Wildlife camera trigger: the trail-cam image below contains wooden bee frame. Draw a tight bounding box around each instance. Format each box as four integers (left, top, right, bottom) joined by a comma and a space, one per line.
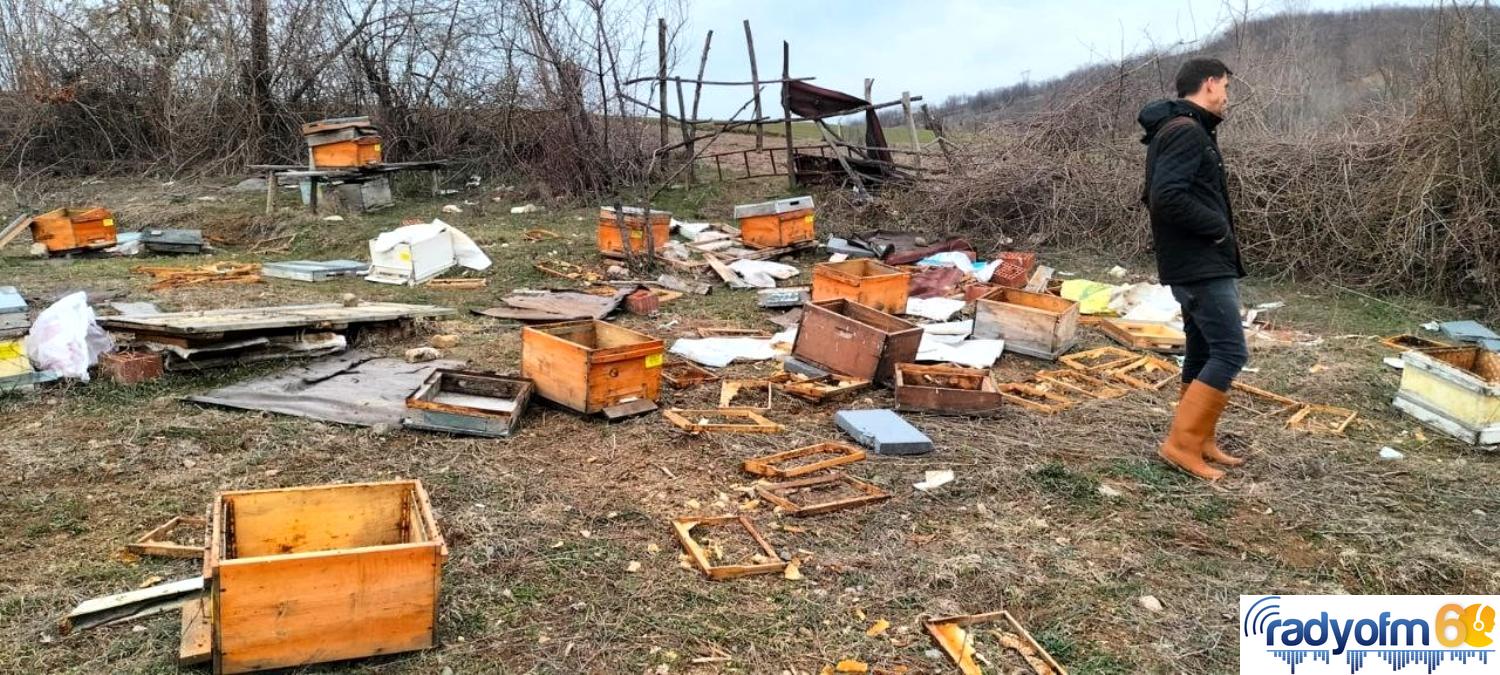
924, 610, 1068, 675
671, 515, 786, 580
719, 379, 773, 410
770, 372, 871, 403
1097, 319, 1186, 354
1380, 334, 1449, 352
1287, 404, 1357, 435
1107, 355, 1180, 390
1229, 381, 1303, 417
995, 382, 1074, 413
127, 515, 207, 559
741, 442, 866, 479
662, 408, 784, 434
1059, 346, 1140, 372
755, 473, 891, 517
661, 360, 719, 389
1035, 368, 1129, 400
696, 327, 773, 338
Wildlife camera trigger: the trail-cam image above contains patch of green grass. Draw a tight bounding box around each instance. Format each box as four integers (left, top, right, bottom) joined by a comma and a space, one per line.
1029, 461, 1099, 503
1104, 457, 1184, 492
1192, 495, 1233, 523
1035, 629, 1134, 675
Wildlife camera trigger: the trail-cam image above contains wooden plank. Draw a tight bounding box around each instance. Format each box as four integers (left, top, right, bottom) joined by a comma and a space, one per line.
222, 482, 413, 558
179, 594, 212, 666
215, 542, 440, 673
701, 252, 749, 289
61, 576, 203, 633
128, 515, 207, 559
1059, 346, 1140, 372
743, 20, 764, 149
100, 302, 455, 335
663, 408, 782, 434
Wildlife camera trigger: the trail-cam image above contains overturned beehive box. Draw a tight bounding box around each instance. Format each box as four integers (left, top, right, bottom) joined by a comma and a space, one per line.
204, 480, 445, 674
1393, 346, 1500, 445
404, 369, 534, 438
520, 319, 664, 415
793, 299, 921, 386
28, 207, 117, 254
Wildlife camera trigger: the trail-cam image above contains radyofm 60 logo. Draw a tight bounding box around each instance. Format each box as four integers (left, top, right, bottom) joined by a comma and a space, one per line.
1239, 595, 1497, 674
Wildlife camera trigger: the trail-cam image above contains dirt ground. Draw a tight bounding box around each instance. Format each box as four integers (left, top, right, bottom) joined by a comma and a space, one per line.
1, 174, 1497, 675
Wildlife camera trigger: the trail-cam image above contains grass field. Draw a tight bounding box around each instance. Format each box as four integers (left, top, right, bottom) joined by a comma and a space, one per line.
0, 174, 1495, 674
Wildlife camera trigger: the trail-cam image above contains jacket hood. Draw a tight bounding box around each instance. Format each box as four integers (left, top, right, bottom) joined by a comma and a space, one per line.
1138, 98, 1220, 144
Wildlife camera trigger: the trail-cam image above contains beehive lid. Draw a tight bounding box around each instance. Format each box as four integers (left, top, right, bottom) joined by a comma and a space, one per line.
733, 196, 815, 219
599, 205, 671, 217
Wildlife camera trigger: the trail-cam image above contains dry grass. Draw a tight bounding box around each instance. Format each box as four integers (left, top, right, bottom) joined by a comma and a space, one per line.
0, 178, 1497, 674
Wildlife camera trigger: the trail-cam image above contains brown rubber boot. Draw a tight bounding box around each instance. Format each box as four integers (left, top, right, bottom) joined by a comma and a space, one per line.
1180, 382, 1245, 466
1159, 381, 1227, 480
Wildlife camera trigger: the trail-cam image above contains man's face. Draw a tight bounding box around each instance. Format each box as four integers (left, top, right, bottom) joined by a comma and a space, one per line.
1202, 76, 1230, 117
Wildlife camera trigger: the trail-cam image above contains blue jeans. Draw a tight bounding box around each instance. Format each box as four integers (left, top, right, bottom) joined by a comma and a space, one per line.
1172, 277, 1248, 392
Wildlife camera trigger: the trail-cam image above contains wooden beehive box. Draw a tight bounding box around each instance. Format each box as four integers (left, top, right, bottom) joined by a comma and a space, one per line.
972, 286, 1079, 360
404, 369, 534, 438
597, 206, 672, 256
894, 363, 1005, 416
310, 136, 382, 169
811, 259, 911, 314
1394, 346, 1500, 445
204, 480, 445, 674
1098, 318, 1186, 354
521, 319, 664, 414
793, 299, 921, 386
28, 207, 117, 254
732, 196, 816, 248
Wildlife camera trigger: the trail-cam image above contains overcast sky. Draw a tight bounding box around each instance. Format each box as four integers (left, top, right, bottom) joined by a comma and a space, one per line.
677, 0, 1433, 117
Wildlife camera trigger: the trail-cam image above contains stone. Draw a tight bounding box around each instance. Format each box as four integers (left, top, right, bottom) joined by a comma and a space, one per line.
1138, 595, 1163, 612
834, 409, 933, 456
430, 334, 460, 349
1378, 446, 1405, 461
405, 347, 442, 363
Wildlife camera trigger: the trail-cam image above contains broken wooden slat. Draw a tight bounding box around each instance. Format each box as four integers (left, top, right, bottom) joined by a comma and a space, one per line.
1286, 404, 1357, 435
663, 408, 783, 434
770, 372, 871, 403
661, 360, 719, 389
60, 576, 204, 634
178, 594, 212, 666
741, 442, 866, 479
425, 278, 488, 290
719, 379, 773, 410
924, 610, 1068, 675
1022, 265, 1055, 293
1106, 355, 1180, 390
672, 515, 786, 580
697, 327, 772, 338
701, 252, 750, 289
1229, 381, 1303, 417
995, 382, 1074, 413
127, 515, 207, 559
1059, 346, 1140, 372
755, 473, 891, 517
1035, 369, 1129, 400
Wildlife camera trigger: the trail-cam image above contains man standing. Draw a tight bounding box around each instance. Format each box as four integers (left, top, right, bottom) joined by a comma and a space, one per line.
1137, 58, 1247, 481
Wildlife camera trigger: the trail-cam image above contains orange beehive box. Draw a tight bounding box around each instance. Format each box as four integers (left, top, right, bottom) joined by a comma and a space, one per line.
520, 319, 664, 414
732, 196, 815, 248
597, 206, 671, 256
204, 480, 445, 674
28, 207, 117, 253
811, 259, 911, 314
310, 136, 382, 169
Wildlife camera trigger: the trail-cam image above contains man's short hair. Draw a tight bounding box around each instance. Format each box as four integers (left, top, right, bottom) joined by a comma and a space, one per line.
1175, 58, 1233, 97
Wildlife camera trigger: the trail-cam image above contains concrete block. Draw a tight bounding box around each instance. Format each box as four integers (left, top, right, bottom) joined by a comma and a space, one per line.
835, 409, 933, 456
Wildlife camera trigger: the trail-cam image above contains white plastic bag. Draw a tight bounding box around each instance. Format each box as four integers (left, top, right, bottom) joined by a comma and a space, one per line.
727, 260, 799, 289
24, 291, 114, 380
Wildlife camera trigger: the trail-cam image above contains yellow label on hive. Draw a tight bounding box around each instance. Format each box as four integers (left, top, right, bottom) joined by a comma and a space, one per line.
103, 219, 115, 227
399, 250, 412, 261
644, 353, 663, 368
804, 215, 814, 225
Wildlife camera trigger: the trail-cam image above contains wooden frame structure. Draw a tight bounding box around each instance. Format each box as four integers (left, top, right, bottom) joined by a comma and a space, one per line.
1060, 346, 1141, 372
661, 360, 718, 389
672, 515, 786, 580
662, 408, 783, 434
924, 610, 1068, 675
1287, 404, 1358, 435
755, 473, 891, 517
128, 516, 207, 559
1036, 368, 1130, 400
741, 442, 866, 479
995, 382, 1074, 414
1107, 355, 1181, 390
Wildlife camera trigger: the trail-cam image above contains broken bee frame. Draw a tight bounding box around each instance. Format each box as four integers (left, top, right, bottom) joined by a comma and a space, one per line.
1379, 334, 1449, 352
1096, 318, 1186, 354
769, 372, 871, 403
1286, 404, 1358, 435
1229, 381, 1303, 417
755, 473, 891, 517
1106, 355, 1180, 390
696, 327, 773, 338
924, 610, 1069, 675
995, 382, 1074, 414
671, 515, 786, 581
662, 408, 784, 434
661, 360, 719, 389
719, 379, 773, 410
1035, 368, 1129, 400
1059, 345, 1140, 372
127, 515, 207, 559
741, 442, 866, 479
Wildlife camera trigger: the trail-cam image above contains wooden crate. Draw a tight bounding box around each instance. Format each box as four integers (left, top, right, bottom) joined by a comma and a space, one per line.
310, 136, 382, 168
792, 299, 922, 386
1097, 319, 1186, 354
1393, 346, 1500, 445
597, 206, 671, 256
810, 259, 910, 314
733, 196, 815, 248
205, 480, 445, 674
28, 207, 117, 253
972, 286, 1079, 360
404, 369, 533, 438
520, 319, 664, 414
894, 363, 1005, 416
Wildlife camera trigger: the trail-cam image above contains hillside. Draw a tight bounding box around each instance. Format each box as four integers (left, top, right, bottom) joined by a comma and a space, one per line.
928, 6, 1454, 129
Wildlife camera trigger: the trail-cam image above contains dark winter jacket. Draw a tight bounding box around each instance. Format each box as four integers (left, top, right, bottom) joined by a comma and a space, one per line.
1138, 98, 1245, 285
